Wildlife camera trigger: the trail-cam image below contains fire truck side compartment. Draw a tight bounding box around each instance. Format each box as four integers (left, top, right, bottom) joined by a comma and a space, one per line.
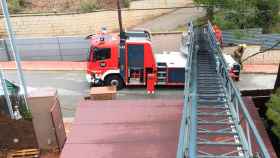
167, 68, 185, 83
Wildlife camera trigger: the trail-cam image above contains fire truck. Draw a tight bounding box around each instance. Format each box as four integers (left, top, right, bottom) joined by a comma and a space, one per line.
85, 1, 240, 92
86, 29, 186, 92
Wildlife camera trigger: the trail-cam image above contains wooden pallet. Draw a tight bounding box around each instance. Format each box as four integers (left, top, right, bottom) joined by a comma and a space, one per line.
10, 149, 40, 158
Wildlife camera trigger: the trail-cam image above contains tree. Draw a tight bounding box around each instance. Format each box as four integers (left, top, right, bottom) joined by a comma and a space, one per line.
266, 88, 280, 139
193, 0, 225, 20
255, 0, 280, 33
193, 0, 256, 22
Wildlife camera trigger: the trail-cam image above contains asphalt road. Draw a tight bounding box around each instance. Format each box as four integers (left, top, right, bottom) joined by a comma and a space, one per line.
134, 8, 205, 32
3, 70, 277, 117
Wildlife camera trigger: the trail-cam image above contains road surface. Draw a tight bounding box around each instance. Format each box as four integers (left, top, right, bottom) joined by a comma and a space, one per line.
4, 70, 276, 117
133, 8, 205, 32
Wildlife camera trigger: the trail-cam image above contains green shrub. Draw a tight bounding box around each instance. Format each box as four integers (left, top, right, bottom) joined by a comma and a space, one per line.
123, 0, 130, 8
266, 88, 280, 139
17, 96, 32, 120
8, 0, 26, 14
212, 12, 238, 30
80, 0, 99, 13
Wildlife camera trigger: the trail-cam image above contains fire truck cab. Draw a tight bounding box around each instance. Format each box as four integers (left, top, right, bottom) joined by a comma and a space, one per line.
86, 30, 186, 91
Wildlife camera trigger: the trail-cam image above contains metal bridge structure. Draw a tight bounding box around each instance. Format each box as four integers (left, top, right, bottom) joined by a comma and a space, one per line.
177, 22, 271, 158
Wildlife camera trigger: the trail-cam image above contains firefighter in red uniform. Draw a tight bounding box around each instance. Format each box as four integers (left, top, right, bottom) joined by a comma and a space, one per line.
213, 25, 223, 46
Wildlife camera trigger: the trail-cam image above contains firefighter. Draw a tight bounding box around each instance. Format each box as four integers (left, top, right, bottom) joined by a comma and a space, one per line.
233, 44, 247, 66
213, 25, 223, 46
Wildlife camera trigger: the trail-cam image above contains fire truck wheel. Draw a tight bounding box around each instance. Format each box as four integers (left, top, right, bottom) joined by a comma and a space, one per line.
104, 75, 124, 90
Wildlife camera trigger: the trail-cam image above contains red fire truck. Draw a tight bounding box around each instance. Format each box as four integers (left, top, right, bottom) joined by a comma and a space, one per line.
86, 2, 240, 92
86, 29, 186, 92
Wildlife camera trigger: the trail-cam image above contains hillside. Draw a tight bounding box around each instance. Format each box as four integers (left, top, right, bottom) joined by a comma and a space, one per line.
9, 0, 129, 13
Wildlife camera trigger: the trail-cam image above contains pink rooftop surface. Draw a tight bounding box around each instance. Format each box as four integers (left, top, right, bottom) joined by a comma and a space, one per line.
60, 99, 183, 158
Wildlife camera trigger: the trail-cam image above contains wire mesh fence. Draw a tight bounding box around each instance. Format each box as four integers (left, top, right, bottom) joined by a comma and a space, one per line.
222, 29, 280, 50
0, 36, 90, 61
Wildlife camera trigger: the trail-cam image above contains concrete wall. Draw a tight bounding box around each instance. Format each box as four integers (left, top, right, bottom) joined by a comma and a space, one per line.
0, 0, 193, 37
223, 45, 280, 65
0, 9, 173, 37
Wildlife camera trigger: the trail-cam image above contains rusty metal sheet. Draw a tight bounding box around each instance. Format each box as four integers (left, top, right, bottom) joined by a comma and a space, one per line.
60, 99, 183, 158
243, 97, 278, 158
51, 98, 66, 151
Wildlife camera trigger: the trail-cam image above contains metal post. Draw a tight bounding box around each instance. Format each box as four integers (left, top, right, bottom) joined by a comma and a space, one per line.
0, 69, 14, 119
246, 121, 253, 156
188, 44, 198, 158
274, 64, 280, 90
56, 37, 63, 61
0, 0, 29, 111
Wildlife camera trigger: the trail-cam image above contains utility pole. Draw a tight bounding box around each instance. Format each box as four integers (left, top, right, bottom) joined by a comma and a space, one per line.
0, 0, 29, 111
0, 69, 14, 119
117, 0, 125, 40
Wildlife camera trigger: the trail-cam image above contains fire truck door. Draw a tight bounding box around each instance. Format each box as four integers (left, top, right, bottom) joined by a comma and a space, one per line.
127, 44, 144, 81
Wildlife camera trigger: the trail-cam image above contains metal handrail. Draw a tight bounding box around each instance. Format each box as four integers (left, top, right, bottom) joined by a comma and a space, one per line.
176, 22, 195, 158
207, 21, 271, 158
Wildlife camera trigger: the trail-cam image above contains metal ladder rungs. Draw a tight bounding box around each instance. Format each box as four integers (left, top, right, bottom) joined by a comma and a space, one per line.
198, 100, 226, 104
197, 121, 234, 125
197, 112, 231, 117
197, 156, 244, 158
198, 105, 229, 110
198, 131, 238, 135
197, 142, 242, 146
198, 89, 224, 92
198, 94, 225, 97
198, 81, 223, 84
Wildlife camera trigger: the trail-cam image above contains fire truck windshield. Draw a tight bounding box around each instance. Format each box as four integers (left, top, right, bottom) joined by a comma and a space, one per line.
93, 48, 111, 61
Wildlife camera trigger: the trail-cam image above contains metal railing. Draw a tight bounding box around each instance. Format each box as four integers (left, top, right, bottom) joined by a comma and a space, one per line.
176, 21, 196, 158
207, 21, 271, 158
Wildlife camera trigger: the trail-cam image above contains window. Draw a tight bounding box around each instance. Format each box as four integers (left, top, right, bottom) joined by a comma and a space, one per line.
93, 48, 111, 61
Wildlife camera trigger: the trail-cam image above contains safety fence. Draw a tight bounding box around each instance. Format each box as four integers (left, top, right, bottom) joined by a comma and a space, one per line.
0, 36, 90, 61
223, 29, 280, 50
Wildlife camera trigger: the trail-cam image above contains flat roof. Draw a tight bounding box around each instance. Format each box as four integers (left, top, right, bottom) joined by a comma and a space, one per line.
60, 98, 277, 158
60, 99, 183, 158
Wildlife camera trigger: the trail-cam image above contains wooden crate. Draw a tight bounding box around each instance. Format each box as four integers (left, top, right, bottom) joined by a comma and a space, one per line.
89, 86, 116, 100
10, 149, 40, 158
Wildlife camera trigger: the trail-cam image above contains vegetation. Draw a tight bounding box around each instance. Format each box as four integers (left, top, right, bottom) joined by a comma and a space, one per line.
194, 0, 280, 33
123, 0, 131, 8
8, 0, 26, 13
266, 88, 280, 139
18, 103, 32, 120
255, 0, 280, 33
80, 0, 100, 13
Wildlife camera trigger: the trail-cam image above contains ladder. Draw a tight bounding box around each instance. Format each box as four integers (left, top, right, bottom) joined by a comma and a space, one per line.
195, 29, 246, 157
157, 62, 168, 84
176, 21, 271, 158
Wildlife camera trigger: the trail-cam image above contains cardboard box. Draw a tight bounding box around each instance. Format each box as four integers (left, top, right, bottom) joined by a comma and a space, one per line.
90, 86, 116, 100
